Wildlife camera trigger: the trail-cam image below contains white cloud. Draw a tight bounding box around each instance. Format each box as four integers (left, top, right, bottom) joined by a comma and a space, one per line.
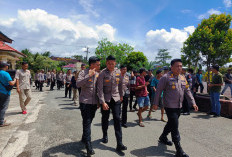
0, 9, 116, 57
223, 0, 232, 8
198, 9, 221, 20
144, 26, 195, 61
181, 9, 192, 14
78, 0, 99, 17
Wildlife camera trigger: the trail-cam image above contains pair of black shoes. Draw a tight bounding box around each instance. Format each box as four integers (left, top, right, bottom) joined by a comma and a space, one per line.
101, 136, 127, 152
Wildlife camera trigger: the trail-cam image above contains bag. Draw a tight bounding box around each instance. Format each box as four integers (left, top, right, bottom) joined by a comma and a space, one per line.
0, 80, 13, 91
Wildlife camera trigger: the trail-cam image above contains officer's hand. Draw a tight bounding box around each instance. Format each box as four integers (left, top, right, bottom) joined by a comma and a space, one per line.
102, 103, 109, 110
120, 97, 123, 102
17, 88, 20, 93
145, 82, 150, 86
89, 68, 96, 77
153, 105, 158, 110
193, 104, 198, 111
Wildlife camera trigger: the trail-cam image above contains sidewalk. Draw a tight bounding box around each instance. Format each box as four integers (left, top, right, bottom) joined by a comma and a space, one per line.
0, 88, 47, 154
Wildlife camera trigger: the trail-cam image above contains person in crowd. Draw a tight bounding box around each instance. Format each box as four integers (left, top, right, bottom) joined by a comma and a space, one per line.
77, 56, 100, 156
62, 71, 66, 88
148, 69, 166, 122
129, 70, 138, 112
153, 59, 198, 157
34, 70, 39, 90
221, 69, 232, 97
15, 62, 32, 114
97, 55, 127, 152
71, 71, 78, 106
120, 65, 130, 128
0, 61, 16, 127
64, 69, 72, 98
46, 70, 51, 87
136, 68, 150, 127
163, 66, 169, 74
56, 71, 63, 90
181, 68, 190, 115
50, 69, 56, 91
38, 69, 45, 92
77, 63, 87, 96
208, 65, 223, 117
145, 69, 154, 102
196, 69, 204, 93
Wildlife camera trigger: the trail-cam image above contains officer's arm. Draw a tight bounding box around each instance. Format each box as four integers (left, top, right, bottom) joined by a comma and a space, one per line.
184, 81, 196, 107
76, 70, 90, 88
153, 76, 166, 105
97, 72, 105, 104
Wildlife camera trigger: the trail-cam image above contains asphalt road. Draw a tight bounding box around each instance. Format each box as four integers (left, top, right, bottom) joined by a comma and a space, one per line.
8, 88, 232, 157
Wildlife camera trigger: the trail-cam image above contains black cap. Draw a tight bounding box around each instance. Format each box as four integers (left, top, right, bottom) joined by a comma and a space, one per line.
0, 61, 10, 68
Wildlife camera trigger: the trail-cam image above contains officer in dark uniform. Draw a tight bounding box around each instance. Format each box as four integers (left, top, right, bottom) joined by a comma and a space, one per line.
153, 59, 198, 157
97, 55, 127, 152
76, 56, 100, 156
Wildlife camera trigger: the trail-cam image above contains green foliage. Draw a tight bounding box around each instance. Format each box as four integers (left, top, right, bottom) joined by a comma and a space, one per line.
18, 49, 60, 72
95, 38, 134, 69
155, 49, 172, 66
123, 51, 148, 71
182, 13, 232, 80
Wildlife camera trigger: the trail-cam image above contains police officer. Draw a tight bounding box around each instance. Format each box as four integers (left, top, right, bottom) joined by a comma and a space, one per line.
153, 59, 198, 157
38, 69, 45, 92
77, 56, 100, 156
97, 55, 127, 152
120, 65, 130, 128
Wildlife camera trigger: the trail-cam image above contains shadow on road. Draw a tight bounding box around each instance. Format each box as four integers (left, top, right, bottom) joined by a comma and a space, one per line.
192, 113, 211, 119
60, 107, 80, 110
5, 111, 22, 116
59, 103, 74, 106
42, 141, 86, 157
130, 142, 175, 157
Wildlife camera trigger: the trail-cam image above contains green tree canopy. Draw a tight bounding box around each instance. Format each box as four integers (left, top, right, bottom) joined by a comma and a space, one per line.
123, 51, 148, 71
155, 49, 172, 66
182, 13, 232, 79
95, 38, 134, 69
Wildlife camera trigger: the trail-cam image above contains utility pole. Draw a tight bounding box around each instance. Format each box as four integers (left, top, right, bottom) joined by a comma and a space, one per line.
85, 46, 89, 61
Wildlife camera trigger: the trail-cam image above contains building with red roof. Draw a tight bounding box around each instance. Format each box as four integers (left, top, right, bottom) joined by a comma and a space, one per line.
0, 41, 26, 70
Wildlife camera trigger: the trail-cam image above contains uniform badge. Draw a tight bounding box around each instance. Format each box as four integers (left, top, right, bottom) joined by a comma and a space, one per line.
116, 73, 120, 76
116, 78, 120, 84
172, 82, 176, 89
96, 74, 99, 78
89, 79, 92, 82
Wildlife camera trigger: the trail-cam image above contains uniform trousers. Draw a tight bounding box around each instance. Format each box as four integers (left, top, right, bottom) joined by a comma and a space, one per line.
47, 79, 51, 86
19, 89, 32, 111
101, 98, 122, 145
50, 80, 55, 90
73, 88, 78, 104
162, 108, 181, 143
121, 94, 129, 125
80, 103, 97, 142
35, 80, 39, 89
65, 83, 72, 98
182, 96, 190, 113
57, 80, 62, 90
39, 81, 44, 91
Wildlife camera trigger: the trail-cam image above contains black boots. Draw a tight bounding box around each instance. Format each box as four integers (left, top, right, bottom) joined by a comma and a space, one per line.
116, 144, 127, 152
159, 135, 173, 146
174, 142, 189, 157
86, 142, 95, 156
101, 135, 108, 143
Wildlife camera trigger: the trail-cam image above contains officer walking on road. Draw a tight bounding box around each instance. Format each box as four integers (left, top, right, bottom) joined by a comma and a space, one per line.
120, 65, 130, 128
77, 56, 101, 156
97, 55, 127, 152
153, 59, 198, 157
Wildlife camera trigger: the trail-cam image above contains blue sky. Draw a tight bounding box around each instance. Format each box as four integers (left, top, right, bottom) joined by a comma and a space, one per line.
0, 0, 231, 59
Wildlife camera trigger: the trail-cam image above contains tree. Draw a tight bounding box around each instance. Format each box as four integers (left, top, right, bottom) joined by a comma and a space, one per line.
182, 13, 232, 81
41, 51, 51, 57
155, 49, 172, 66
95, 38, 134, 69
72, 55, 84, 61
123, 51, 148, 71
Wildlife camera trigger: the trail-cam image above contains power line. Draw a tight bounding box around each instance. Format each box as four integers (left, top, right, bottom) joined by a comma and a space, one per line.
13, 37, 86, 47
